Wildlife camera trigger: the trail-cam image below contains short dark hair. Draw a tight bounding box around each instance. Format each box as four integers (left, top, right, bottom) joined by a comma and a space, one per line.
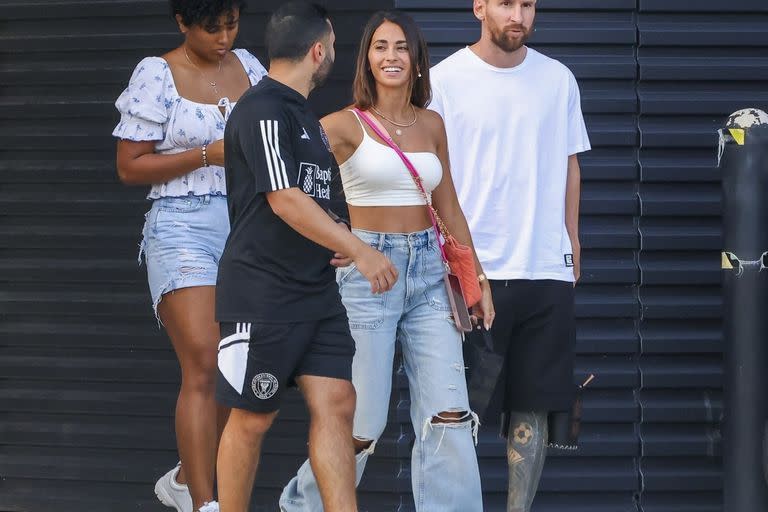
353, 11, 431, 110
170, 0, 246, 29
265, 1, 331, 62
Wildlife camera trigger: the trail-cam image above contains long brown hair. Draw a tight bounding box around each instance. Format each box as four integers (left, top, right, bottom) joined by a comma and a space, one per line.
353, 10, 431, 110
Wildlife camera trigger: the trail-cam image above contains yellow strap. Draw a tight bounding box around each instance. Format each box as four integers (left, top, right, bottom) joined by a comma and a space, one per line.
728, 128, 745, 145
722, 252, 734, 269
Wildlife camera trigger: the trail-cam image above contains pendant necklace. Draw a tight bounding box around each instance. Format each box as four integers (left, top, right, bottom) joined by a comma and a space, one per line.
184, 46, 223, 98
371, 105, 417, 136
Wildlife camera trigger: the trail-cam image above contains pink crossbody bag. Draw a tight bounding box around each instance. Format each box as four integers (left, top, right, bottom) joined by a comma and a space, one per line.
353, 108, 478, 332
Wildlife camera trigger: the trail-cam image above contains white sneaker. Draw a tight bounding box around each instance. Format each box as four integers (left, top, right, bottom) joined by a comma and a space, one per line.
154, 463, 193, 512
198, 501, 219, 512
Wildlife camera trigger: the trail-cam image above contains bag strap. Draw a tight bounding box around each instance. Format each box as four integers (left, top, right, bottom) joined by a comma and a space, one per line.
352, 108, 449, 264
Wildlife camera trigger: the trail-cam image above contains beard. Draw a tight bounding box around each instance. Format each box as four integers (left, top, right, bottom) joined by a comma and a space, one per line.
311, 53, 334, 89
489, 24, 531, 53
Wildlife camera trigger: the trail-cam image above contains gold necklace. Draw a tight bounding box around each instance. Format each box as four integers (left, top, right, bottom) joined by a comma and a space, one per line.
371, 105, 417, 136
184, 46, 223, 98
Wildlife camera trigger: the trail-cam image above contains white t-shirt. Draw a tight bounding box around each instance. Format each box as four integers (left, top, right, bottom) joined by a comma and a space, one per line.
430, 46, 591, 282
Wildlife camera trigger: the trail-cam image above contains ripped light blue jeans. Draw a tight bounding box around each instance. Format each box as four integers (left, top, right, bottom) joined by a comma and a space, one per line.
280, 227, 483, 512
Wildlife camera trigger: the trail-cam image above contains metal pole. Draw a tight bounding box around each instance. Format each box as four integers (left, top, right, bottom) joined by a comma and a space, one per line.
720, 108, 768, 512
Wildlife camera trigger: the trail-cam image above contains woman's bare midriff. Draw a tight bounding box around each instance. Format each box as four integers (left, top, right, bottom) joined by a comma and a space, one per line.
349, 205, 433, 234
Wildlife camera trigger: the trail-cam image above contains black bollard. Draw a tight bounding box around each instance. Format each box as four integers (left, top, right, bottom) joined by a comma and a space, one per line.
765, 422, 768, 486
720, 108, 768, 512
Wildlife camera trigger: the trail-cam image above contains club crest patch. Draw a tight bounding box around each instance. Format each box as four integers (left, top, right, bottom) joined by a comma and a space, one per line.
251, 373, 279, 400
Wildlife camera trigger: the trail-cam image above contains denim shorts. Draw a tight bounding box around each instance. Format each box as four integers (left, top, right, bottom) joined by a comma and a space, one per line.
139, 194, 229, 316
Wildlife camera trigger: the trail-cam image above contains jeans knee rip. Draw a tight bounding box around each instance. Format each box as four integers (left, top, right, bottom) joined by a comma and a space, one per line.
352, 436, 377, 456
421, 410, 481, 453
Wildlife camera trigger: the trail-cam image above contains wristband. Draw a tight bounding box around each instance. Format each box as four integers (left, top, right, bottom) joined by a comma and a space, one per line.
326, 209, 351, 229
201, 144, 209, 167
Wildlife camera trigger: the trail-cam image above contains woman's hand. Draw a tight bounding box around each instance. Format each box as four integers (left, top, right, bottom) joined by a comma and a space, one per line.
471, 281, 495, 330
206, 139, 225, 167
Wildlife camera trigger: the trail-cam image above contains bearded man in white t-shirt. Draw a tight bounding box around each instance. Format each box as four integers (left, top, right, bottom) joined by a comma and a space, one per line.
429, 1, 591, 511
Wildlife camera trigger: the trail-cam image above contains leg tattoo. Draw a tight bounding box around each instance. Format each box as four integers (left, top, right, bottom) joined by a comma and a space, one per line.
506, 411, 548, 512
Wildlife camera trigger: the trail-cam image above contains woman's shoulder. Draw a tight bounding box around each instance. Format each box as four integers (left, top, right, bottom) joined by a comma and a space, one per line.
114, 56, 175, 136
419, 107, 443, 124
418, 107, 445, 134
322, 108, 362, 140
232, 48, 268, 80
115, 55, 176, 117
323, 108, 358, 125
129, 55, 172, 80
414, 107, 447, 150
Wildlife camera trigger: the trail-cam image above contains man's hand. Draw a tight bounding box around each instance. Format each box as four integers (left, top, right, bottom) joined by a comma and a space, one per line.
331, 252, 352, 267
565, 155, 581, 286
265, 188, 396, 292
329, 221, 352, 267
572, 240, 581, 285
351, 244, 398, 294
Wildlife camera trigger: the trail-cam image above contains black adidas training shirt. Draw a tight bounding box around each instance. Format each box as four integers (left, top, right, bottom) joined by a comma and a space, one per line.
216, 77, 347, 323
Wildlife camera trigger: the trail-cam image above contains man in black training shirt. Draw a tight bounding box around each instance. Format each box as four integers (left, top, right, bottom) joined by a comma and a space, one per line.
215, 3, 398, 512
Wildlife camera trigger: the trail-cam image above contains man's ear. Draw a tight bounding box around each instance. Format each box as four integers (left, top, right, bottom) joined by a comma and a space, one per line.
473, 0, 486, 21
312, 41, 325, 64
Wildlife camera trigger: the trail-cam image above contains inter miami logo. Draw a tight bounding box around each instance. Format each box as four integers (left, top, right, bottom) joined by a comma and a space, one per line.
298, 162, 331, 199
251, 373, 278, 400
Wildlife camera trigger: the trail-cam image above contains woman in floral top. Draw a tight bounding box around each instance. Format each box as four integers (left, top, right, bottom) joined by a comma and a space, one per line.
113, 1, 266, 511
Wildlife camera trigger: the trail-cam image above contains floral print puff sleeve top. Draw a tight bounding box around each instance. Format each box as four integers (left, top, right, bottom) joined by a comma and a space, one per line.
112, 49, 267, 199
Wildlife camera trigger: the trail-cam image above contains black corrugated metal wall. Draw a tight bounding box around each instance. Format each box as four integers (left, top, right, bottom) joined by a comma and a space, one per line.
0, 1, 396, 511
636, 2, 767, 510
2, 1, 767, 511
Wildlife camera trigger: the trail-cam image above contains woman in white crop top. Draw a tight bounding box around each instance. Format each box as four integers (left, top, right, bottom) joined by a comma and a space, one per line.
112, 2, 266, 511
280, 11, 493, 512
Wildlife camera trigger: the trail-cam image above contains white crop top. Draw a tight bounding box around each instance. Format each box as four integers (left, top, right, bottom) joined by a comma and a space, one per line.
339, 110, 443, 207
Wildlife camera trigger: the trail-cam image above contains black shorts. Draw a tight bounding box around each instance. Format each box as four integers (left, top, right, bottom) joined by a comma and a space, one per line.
487, 279, 577, 413
216, 312, 355, 413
